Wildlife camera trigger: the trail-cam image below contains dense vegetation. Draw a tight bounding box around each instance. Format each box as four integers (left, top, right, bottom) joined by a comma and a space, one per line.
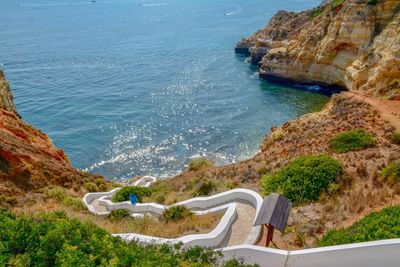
0, 209, 257, 267
329, 0, 346, 9
261, 155, 342, 205
367, 0, 379, 5
310, 6, 325, 19
112, 186, 152, 203
328, 129, 374, 153
43, 186, 86, 211
162, 206, 193, 222
108, 209, 131, 220
319, 205, 400, 246
380, 161, 400, 183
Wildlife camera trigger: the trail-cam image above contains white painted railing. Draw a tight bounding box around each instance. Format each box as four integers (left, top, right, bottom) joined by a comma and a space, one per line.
115, 203, 237, 248
83, 176, 400, 266
221, 239, 400, 267
82, 177, 263, 248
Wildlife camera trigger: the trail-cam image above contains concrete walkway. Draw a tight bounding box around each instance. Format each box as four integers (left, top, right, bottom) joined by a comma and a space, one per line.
218, 202, 256, 247
91, 199, 108, 213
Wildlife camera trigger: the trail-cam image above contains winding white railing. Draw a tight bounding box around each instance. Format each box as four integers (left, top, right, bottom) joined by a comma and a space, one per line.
83, 176, 263, 247
115, 203, 237, 248
83, 176, 400, 266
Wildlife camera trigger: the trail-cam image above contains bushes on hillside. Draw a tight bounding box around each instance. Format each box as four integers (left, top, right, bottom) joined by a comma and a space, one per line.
391, 132, 400, 145
328, 129, 374, 153
0, 209, 258, 267
329, 0, 346, 9
380, 161, 400, 183
144, 178, 235, 205
367, 0, 379, 5
108, 209, 131, 221
188, 157, 214, 172
162, 206, 193, 222
319, 205, 400, 246
42, 186, 85, 211
112, 186, 152, 203
261, 155, 342, 205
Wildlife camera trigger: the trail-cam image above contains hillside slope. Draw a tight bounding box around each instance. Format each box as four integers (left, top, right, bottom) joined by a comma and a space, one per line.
0, 72, 104, 205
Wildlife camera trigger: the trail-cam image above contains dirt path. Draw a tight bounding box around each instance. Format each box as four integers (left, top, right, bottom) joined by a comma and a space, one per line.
346, 92, 400, 131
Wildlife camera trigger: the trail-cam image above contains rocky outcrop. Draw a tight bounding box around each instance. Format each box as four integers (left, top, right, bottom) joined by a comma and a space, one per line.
236, 0, 400, 98
0, 72, 103, 203
0, 70, 18, 115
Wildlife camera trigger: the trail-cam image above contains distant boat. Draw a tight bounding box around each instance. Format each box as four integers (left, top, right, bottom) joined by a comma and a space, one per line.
91, 0, 96, 2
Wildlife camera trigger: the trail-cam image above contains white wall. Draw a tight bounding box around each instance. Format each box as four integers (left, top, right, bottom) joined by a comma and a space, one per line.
221, 239, 400, 267
83, 185, 264, 248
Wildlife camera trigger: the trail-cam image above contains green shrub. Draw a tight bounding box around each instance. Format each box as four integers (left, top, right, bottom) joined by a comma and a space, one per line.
328, 129, 375, 153
380, 161, 400, 183
112, 186, 152, 203
185, 178, 233, 197
329, 0, 346, 9
84, 182, 99, 192
162, 206, 193, 222
61, 197, 86, 211
261, 155, 342, 205
188, 157, 214, 171
319, 205, 400, 246
196, 180, 218, 196
0, 209, 259, 266
223, 259, 260, 267
42, 186, 67, 201
148, 181, 170, 203
108, 209, 130, 221
367, 0, 379, 5
42, 186, 85, 211
310, 6, 325, 18
391, 132, 400, 145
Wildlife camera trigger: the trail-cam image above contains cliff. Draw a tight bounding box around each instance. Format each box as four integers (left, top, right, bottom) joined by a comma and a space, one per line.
236, 0, 400, 98
0, 70, 18, 115
0, 71, 103, 205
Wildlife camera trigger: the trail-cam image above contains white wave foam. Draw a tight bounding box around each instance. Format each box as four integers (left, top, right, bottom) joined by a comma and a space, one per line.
224, 5, 242, 16
138, 3, 167, 7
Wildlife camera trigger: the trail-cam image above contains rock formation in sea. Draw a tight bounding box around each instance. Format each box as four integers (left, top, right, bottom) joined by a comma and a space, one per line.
0, 71, 103, 203
236, 0, 400, 98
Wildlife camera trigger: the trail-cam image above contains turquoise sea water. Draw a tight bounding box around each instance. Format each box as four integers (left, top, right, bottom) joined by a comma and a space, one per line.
0, 0, 328, 179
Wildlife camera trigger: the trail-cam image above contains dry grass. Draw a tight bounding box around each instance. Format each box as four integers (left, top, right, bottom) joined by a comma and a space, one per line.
143, 177, 235, 205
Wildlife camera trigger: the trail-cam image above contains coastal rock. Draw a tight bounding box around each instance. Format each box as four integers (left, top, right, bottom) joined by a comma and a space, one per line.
0, 70, 18, 116
0, 73, 102, 200
345, 12, 400, 98
237, 0, 400, 97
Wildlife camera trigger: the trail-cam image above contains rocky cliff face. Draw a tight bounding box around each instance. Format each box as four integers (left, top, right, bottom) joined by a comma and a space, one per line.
0, 70, 18, 115
0, 72, 102, 203
236, 0, 400, 98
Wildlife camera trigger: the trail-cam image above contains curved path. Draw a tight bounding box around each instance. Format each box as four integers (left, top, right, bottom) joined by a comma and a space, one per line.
220, 202, 256, 247
83, 176, 263, 248
346, 92, 400, 131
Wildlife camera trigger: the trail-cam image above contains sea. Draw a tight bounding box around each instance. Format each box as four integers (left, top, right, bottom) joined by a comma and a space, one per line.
0, 0, 328, 179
